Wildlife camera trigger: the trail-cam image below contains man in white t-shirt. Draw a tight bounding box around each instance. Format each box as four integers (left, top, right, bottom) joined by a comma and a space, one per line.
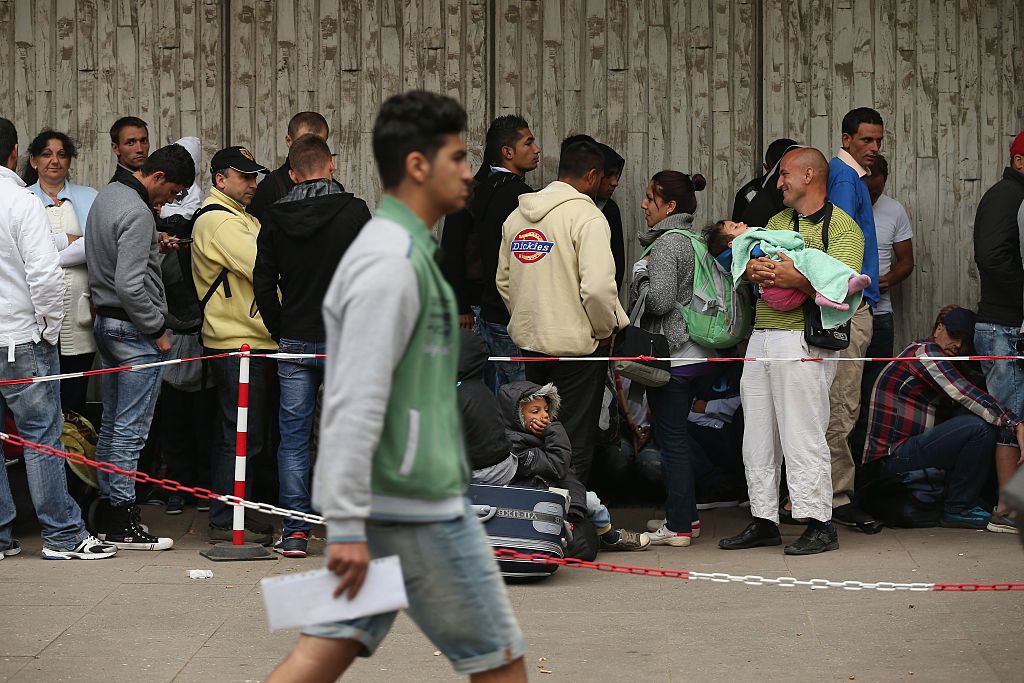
854, 154, 915, 458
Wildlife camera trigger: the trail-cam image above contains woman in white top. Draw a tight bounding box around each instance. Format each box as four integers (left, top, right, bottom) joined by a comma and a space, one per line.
25, 130, 98, 415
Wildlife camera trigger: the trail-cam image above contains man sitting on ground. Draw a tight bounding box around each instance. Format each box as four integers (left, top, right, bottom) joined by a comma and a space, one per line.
862, 307, 1024, 531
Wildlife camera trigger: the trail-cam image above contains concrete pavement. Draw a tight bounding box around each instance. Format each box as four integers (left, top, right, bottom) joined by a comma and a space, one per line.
1, 504, 1021, 682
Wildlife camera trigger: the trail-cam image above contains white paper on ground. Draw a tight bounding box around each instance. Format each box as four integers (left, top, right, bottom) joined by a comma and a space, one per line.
260, 555, 408, 631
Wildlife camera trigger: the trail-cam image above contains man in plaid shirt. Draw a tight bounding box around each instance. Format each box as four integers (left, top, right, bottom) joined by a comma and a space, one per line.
863, 307, 1024, 529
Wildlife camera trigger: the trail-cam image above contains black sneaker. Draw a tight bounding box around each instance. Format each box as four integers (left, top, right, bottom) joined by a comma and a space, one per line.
166, 495, 186, 515
96, 502, 148, 538
832, 502, 883, 534
718, 519, 782, 550
779, 505, 808, 526
140, 488, 166, 507
103, 505, 174, 551
130, 505, 151, 534
196, 498, 211, 512
273, 531, 309, 558
696, 485, 741, 511
784, 522, 839, 555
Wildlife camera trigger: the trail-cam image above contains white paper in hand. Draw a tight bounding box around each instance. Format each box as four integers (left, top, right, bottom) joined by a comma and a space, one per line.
260, 555, 408, 631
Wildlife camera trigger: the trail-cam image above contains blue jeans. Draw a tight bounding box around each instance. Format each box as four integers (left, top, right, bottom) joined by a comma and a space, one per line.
883, 414, 997, 514
303, 500, 525, 675
475, 314, 525, 395
646, 376, 698, 532
94, 316, 165, 507
974, 322, 1024, 446
0, 341, 88, 552
636, 444, 663, 482
585, 491, 612, 533
276, 339, 325, 535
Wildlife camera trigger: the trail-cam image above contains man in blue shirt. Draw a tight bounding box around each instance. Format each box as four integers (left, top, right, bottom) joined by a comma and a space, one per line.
824, 107, 884, 531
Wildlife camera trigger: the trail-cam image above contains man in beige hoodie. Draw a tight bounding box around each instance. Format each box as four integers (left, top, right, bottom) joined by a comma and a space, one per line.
497, 137, 627, 486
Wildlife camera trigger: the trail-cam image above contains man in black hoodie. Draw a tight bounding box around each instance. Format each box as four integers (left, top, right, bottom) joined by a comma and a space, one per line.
253, 134, 371, 558
972, 130, 1024, 533
440, 114, 540, 393
732, 138, 798, 226
596, 143, 626, 291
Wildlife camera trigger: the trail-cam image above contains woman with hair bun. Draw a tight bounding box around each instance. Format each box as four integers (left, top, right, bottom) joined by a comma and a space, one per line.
25, 130, 98, 414
630, 170, 718, 547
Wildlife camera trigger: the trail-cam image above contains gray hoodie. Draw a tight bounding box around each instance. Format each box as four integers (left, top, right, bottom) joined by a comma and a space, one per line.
630, 212, 698, 355
86, 177, 167, 335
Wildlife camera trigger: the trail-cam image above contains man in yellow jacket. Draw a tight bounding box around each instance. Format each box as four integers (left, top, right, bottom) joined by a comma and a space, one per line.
192, 145, 277, 544
497, 137, 627, 486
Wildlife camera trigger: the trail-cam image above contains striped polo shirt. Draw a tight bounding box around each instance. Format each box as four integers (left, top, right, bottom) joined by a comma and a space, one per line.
753, 203, 865, 331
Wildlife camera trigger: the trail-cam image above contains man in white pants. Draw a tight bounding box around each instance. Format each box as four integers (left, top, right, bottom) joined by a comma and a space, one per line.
719, 147, 865, 556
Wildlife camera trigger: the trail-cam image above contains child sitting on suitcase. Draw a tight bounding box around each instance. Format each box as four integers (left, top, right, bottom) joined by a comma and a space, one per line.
498, 381, 651, 552
456, 331, 649, 552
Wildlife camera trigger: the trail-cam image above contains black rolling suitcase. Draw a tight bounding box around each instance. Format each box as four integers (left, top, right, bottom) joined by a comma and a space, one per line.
469, 483, 569, 581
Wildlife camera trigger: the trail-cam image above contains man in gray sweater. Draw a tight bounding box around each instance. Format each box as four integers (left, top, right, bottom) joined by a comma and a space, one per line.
86, 143, 195, 551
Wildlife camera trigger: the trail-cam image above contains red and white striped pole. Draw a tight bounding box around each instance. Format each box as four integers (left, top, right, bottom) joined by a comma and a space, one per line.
233, 343, 250, 546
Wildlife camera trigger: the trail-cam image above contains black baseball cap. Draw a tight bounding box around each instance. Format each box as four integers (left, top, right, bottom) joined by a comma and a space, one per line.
939, 307, 977, 338
210, 146, 269, 175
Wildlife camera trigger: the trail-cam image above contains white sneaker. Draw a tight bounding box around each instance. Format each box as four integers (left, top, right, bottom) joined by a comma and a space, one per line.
0, 539, 21, 560
41, 536, 118, 560
647, 523, 692, 547
647, 518, 700, 538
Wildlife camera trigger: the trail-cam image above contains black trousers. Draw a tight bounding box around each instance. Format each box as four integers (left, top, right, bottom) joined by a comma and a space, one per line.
158, 383, 215, 494
524, 347, 608, 487
58, 352, 94, 416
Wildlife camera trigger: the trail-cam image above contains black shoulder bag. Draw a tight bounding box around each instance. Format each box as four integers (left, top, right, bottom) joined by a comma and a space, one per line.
793, 204, 851, 351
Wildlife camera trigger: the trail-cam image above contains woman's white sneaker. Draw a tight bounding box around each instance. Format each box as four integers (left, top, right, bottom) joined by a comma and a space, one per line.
647, 518, 700, 538
647, 524, 692, 547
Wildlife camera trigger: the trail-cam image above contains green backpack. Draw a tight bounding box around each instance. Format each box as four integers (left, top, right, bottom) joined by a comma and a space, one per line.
642, 229, 752, 349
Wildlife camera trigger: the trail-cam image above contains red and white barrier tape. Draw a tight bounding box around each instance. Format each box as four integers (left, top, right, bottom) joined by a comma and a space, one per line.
0, 431, 326, 526
1, 430, 1020, 594
491, 549, 1024, 592
1, 351, 1022, 386
491, 354, 1024, 364
0, 351, 236, 386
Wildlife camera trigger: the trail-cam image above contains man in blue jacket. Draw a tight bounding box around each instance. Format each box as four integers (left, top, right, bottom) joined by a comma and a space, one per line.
825, 107, 883, 530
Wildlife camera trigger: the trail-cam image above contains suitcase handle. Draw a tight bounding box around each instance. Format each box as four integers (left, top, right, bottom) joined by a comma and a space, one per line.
472, 504, 497, 522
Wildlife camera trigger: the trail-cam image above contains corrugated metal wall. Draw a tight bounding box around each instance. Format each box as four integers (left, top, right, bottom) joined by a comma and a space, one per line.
763, 0, 1024, 346
0, 0, 224, 187
2, 0, 1022, 344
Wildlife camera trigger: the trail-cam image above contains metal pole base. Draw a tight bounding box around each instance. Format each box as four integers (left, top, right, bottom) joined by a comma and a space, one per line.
200, 541, 278, 562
